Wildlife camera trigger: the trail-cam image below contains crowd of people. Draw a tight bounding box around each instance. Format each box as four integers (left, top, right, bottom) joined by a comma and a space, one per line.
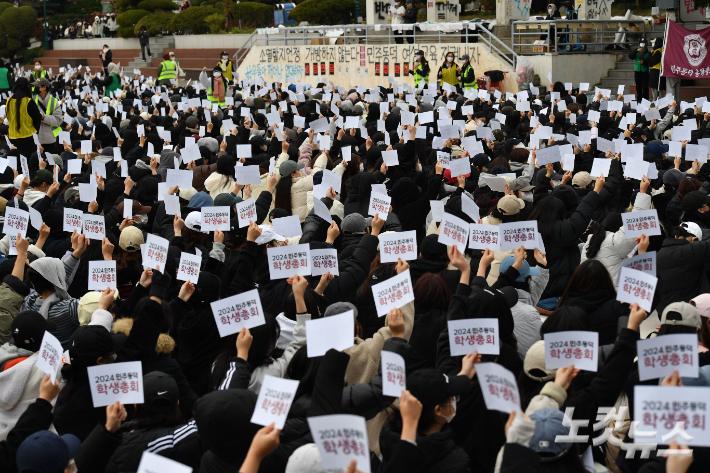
0, 39, 707, 473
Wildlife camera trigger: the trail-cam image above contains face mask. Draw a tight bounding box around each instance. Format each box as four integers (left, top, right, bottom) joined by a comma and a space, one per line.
222, 56, 228, 60
442, 398, 457, 423
447, 57, 453, 63
640, 43, 645, 48
548, 8, 553, 13
414, 55, 420, 60
35, 65, 40, 70
103, 48, 108, 52
214, 72, 221, 78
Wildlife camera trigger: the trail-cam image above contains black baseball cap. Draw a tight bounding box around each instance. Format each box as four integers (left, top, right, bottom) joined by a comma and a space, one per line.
11, 310, 51, 351
682, 191, 710, 212
144, 371, 179, 409
68, 325, 115, 366
420, 234, 448, 262
407, 368, 469, 408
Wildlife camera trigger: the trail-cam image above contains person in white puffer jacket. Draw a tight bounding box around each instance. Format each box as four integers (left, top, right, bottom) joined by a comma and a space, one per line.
580, 176, 653, 289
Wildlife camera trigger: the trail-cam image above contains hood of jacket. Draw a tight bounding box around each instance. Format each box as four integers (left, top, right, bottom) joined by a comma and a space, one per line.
112, 318, 175, 354
0, 351, 38, 410
0, 342, 34, 369
563, 288, 616, 315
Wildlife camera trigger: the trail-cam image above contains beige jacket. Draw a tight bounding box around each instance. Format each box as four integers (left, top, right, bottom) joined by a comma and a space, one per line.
481, 214, 515, 286
204, 172, 236, 199
291, 152, 327, 222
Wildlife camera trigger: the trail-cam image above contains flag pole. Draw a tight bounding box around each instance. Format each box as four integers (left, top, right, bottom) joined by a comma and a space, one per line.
659, 17, 670, 95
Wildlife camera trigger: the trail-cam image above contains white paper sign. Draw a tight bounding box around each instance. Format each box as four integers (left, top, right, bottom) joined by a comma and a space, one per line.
634, 385, 710, 447
308, 415, 370, 473
371, 269, 415, 317
499, 221, 539, 250
176, 252, 201, 283
368, 192, 391, 218
272, 215, 302, 238
469, 224, 501, 251
87, 361, 144, 407
201, 206, 230, 231
166, 169, 194, 189
251, 374, 299, 429
637, 334, 699, 381
137, 451, 192, 473
438, 213, 469, 249
211, 288, 266, 337
63, 208, 83, 233
621, 209, 662, 238
475, 362, 521, 414
381, 351, 406, 397
311, 248, 339, 277
3, 206, 28, 238
83, 214, 105, 240
143, 233, 169, 272
267, 244, 311, 279
617, 267, 657, 312
379, 230, 417, 263
544, 331, 598, 372
305, 311, 354, 357
88, 260, 117, 290
36, 331, 63, 383
449, 157, 471, 177
236, 198, 256, 228
620, 251, 656, 278
448, 318, 500, 356
235, 165, 262, 185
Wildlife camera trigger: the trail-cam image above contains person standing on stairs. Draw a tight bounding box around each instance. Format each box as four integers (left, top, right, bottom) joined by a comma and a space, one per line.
217, 51, 235, 84
648, 37, 664, 101
629, 37, 650, 102
157, 53, 177, 89
138, 26, 151, 63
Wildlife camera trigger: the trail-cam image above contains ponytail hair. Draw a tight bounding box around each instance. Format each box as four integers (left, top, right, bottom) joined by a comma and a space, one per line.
585, 212, 622, 259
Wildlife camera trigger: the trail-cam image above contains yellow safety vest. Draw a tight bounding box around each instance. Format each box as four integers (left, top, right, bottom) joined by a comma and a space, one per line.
414, 63, 429, 86
7, 97, 36, 139
158, 60, 176, 81
34, 95, 60, 137
440, 63, 459, 86
461, 63, 478, 90
218, 60, 233, 82
651, 48, 662, 70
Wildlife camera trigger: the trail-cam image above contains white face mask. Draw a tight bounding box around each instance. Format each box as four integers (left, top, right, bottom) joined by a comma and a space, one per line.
442, 398, 457, 423
35, 65, 40, 70
548, 8, 553, 13
639, 43, 645, 48
214, 72, 221, 78
414, 55, 420, 60
221, 56, 228, 61
103, 48, 108, 52
447, 57, 453, 63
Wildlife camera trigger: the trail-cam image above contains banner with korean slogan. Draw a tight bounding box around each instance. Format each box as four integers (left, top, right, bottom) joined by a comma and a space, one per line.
368, 192, 391, 218
371, 269, 415, 317
88, 361, 144, 407
621, 209, 661, 239
82, 214, 106, 240
617, 267, 657, 312
63, 208, 83, 233
176, 252, 201, 283
469, 224, 501, 251
201, 206, 231, 231
620, 251, 657, 280
448, 318, 499, 356
634, 385, 710, 447
499, 221, 539, 250
438, 212, 469, 249
311, 248, 339, 277
544, 331, 598, 372
236, 197, 257, 228
36, 331, 63, 383
143, 234, 169, 272
210, 289, 266, 337
308, 415, 371, 473
88, 260, 117, 291
381, 351, 406, 397
475, 362, 522, 414
379, 230, 417, 263
267, 244, 311, 279
637, 334, 699, 381
3, 207, 28, 255
251, 374, 299, 430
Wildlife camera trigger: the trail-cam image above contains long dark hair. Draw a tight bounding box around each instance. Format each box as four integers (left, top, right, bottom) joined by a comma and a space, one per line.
216, 155, 236, 189
11, 78, 32, 132
413, 273, 451, 311
529, 196, 566, 241
285, 345, 321, 401
274, 176, 293, 212
585, 212, 622, 259
558, 260, 616, 307
540, 306, 591, 336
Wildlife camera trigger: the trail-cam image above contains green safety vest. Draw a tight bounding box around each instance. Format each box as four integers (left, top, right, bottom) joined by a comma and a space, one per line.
158, 60, 176, 81
461, 63, 478, 90
414, 63, 429, 86
0, 68, 10, 89
33, 94, 60, 137
106, 74, 121, 95
207, 85, 227, 106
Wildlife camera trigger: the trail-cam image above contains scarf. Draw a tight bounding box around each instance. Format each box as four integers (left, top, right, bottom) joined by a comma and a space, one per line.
212, 77, 225, 103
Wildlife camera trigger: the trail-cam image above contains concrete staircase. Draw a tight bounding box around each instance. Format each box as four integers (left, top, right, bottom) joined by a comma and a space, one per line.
596, 53, 635, 89
127, 35, 175, 71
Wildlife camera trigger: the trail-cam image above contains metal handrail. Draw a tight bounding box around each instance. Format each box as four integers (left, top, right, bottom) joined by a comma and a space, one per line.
511, 19, 646, 54
233, 22, 517, 68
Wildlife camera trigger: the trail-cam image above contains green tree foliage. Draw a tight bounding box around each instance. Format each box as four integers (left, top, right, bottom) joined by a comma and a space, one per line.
0, 2, 14, 16
169, 5, 215, 33
230, 1, 271, 27
288, 0, 354, 24
204, 12, 225, 32
117, 9, 150, 36
136, 0, 180, 11
0, 6, 37, 61
134, 11, 175, 34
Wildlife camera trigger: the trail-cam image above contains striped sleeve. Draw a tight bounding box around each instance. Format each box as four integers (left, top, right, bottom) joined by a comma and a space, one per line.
145, 420, 198, 454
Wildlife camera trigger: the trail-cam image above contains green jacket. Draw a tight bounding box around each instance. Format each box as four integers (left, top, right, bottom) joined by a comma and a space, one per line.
629, 49, 650, 73
0, 275, 30, 345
